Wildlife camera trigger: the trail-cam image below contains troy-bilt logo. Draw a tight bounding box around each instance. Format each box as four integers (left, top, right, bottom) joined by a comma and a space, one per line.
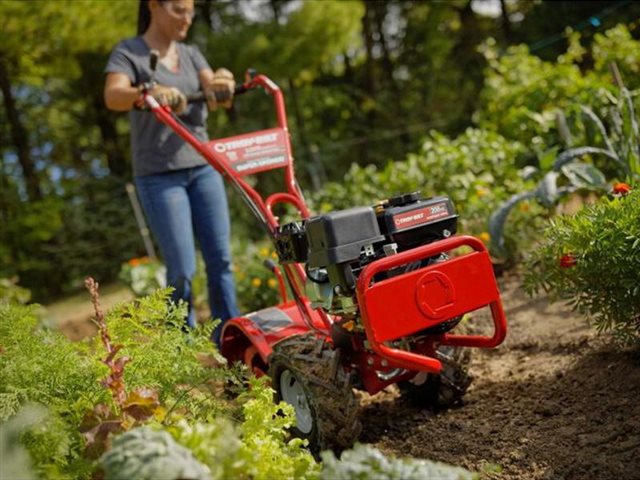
213, 132, 279, 153
393, 203, 449, 229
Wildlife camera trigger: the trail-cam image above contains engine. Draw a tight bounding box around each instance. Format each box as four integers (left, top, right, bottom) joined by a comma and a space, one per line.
274, 192, 458, 316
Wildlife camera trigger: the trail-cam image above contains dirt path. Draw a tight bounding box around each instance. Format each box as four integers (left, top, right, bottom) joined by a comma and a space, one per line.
359, 274, 640, 480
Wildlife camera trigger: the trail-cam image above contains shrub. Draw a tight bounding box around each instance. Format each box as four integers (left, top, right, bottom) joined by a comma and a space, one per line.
1, 288, 318, 479
489, 78, 639, 257
232, 240, 283, 313
524, 187, 640, 345
477, 25, 640, 149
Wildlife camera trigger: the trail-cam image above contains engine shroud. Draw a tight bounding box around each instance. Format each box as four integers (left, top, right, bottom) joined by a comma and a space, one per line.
275, 192, 458, 303
375, 194, 458, 250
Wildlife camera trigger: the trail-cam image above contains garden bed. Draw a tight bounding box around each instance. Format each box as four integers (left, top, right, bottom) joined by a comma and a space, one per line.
43, 273, 640, 479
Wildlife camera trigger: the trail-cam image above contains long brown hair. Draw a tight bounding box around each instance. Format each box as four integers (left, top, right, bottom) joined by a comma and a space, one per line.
137, 0, 166, 35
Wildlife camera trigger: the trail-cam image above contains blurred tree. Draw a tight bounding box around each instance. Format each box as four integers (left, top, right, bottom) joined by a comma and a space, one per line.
2, 0, 638, 300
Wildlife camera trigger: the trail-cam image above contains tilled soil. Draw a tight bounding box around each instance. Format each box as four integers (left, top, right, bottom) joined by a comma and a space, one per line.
359, 274, 640, 480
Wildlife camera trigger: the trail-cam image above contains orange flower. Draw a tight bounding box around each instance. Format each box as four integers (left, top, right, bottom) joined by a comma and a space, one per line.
267, 278, 278, 289
251, 278, 262, 288
612, 182, 632, 196
479, 232, 491, 244
128, 258, 141, 267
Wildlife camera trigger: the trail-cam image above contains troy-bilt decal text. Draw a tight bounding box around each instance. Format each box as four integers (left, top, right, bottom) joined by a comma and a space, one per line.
209, 127, 289, 175
393, 203, 450, 230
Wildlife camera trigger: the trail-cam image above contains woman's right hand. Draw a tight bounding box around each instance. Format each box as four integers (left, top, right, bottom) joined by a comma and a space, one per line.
149, 84, 187, 114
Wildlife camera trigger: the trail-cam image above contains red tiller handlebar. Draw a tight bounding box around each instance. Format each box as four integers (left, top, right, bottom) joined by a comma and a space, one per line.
143, 74, 331, 333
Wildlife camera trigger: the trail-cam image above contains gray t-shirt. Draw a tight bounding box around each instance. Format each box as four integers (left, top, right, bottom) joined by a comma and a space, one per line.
105, 37, 211, 176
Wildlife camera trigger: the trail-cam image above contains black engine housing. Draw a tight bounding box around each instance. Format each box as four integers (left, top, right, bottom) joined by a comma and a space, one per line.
274, 192, 458, 295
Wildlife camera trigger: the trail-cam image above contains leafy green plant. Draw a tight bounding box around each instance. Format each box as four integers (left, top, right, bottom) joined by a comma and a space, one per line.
1, 281, 320, 479
320, 443, 476, 480
524, 187, 640, 345
101, 427, 212, 480
167, 377, 319, 480
79, 278, 168, 457
236, 377, 318, 480
0, 285, 231, 478
489, 82, 639, 256
0, 303, 107, 479
477, 25, 640, 149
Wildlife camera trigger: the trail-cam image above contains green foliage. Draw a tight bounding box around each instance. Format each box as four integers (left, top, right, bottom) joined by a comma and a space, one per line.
233, 240, 283, 313
524, 188, 640, 345
0, 404, 45, 480
118, 257, 166, 297
477, 25, 640, 149
101, 427, 212, 480
97, 289, 231, 421
0, 277, 31, 304
0, 303, 107, 478
0, 292, 228, 478
1, 290, 319, 479
1, 178, 142, 302
237, 377, 319, 480
168, 419, 243, 480
489, 82, 639, 256
592, 24, 640, 90
168, 377, 319, 480
195, 1, 363, 83
320, 443, 476, 480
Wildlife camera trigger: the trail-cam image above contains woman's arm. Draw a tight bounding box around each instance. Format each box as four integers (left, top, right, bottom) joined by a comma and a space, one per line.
104, 72, 141, 112
198, 68, 215, 86
104, 72, 187, 113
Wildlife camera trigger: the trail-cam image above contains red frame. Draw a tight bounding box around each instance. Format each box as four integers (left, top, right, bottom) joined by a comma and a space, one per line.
144, 75, 507, 384
356, 235, 507, 374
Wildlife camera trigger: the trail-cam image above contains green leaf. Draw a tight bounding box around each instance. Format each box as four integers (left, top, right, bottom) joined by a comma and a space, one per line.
539, 146, 560, 171
561, 162, 607, 188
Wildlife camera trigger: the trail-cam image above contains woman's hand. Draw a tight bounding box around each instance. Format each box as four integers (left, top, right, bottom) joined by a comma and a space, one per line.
149, 84, 187, 114
204, 68, 235, 111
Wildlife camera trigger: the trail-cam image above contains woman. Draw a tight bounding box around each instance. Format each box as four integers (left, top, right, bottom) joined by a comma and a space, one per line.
104, 0, 240, 345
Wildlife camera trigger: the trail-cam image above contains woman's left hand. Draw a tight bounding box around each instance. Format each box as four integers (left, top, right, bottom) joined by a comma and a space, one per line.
204, 68, 235, 111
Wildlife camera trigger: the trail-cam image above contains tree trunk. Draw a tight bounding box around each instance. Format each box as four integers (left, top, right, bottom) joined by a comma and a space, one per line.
0, 53, 42, 201
372, 1, 409, 146
499, 0, 513, 44
360, 2, 377, 164
93, 97, 128, 178
77, 52, 129, 178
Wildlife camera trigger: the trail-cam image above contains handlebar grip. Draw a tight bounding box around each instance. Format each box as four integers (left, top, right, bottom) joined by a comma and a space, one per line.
186, 85, 248, 103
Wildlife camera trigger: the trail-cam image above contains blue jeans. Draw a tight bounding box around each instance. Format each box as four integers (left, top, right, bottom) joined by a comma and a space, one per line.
135, 165, 239, 345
